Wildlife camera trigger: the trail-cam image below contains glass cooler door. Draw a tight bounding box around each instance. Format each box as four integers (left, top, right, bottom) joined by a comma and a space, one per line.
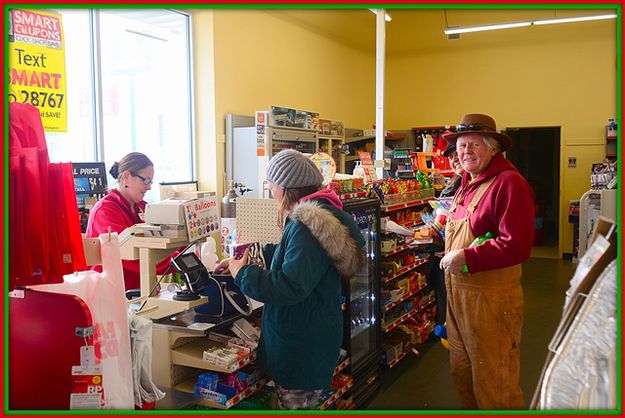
345, 199, 380, 368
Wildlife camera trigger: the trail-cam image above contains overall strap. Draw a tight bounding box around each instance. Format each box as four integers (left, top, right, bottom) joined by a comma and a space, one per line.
466, 176, 496, 214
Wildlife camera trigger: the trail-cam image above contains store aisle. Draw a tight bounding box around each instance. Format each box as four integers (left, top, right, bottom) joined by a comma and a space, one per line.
367, 257, 575, 410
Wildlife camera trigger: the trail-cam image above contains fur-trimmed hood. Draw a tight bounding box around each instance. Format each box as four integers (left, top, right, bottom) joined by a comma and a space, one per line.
289, 200, 365, 279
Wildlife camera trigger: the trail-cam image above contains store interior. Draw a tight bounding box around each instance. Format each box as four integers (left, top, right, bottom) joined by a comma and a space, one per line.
7, 6, 619, 412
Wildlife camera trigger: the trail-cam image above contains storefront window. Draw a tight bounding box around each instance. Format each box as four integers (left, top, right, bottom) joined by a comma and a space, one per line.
47, 8, 194, 202
45, 9, 96, 163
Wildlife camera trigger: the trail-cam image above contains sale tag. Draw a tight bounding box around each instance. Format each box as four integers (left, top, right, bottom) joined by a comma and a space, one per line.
70, 365, 104, 409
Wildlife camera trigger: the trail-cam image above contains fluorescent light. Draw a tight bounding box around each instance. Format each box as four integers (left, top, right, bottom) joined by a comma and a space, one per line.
533, 13, 617, 25
369, 8, 391, 22
444, 13, 616, 35
444, 21, 530, 35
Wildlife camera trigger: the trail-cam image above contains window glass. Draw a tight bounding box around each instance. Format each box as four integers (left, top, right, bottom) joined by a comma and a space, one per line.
98, 9, 193, 202
46, 9, 96, 163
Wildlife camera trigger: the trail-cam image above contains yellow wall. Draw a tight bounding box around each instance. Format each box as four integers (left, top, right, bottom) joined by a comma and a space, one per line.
192, 9, 376, 198
191, 9, 617, 257
386, 19, 616, 256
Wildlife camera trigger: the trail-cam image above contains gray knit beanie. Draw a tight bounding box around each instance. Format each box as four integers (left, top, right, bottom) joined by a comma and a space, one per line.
266, 149, 323, 188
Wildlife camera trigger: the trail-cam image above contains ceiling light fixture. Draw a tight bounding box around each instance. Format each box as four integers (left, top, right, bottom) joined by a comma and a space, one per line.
369, 9, 391, 22
444, 13, 616, 35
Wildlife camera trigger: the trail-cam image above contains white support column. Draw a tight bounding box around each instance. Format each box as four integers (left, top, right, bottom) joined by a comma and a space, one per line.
375, 9, 386, 179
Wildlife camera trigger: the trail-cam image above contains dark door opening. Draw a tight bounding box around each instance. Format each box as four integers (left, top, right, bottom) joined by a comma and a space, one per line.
505, 127, 560, 248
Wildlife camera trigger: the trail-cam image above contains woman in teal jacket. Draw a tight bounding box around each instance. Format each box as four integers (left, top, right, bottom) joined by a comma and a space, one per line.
216, 149, 365, 409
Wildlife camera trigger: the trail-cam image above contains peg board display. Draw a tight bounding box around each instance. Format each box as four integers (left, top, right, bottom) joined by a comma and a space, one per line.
236, 198, 282, 244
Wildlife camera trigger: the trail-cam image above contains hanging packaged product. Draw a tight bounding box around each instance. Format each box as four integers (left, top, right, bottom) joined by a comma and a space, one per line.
221, 182, 238, 257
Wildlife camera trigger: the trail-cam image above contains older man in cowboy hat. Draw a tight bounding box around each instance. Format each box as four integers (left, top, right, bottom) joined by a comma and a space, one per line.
439, 114, 535, 409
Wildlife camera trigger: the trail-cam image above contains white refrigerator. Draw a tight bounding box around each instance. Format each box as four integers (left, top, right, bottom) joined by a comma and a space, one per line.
578, 188, 616, 258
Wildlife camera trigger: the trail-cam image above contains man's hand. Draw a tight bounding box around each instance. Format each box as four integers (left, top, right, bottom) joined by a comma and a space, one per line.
439, 249, 466, 275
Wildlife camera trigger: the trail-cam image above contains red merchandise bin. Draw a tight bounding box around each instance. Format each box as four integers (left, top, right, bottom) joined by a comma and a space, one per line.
9, 288, 94, 410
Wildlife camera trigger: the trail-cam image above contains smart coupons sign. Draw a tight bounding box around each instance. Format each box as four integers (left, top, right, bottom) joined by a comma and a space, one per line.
9, 9, 67, 132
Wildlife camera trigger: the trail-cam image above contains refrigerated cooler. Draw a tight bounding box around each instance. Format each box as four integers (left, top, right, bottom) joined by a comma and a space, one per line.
225, 113, 318, 198
578, 188, 617, 258
342, 197, 381, 407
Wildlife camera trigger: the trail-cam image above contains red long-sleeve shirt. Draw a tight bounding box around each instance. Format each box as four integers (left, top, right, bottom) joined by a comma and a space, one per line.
451, 153, 535, 274
86, 189, 171, 290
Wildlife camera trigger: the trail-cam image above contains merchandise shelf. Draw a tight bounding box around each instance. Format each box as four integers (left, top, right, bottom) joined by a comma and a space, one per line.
339, 191, 367, 200
382, 256, 430, 283
345, 135, 375, 144
318, 134, 344, 140
385, 346, 415, 369
381, 242, 411, 257
175, 377, 267, 409
381, 197, 434, 213
382, 282, 427, 312
333, 358, 351, 376
398, 219, 423, 228
171, 338, 256, 373
338, 402, 357, 410
318, 378, 354, 410
381, 309, 418, 333
383, 323, 436, 368
381, 300, 435, 333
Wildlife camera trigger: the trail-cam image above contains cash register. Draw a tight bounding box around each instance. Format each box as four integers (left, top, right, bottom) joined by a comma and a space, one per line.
121, 194, 219, 319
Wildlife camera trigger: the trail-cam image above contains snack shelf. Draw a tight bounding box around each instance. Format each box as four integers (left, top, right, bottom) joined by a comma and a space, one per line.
171, 338, 256, 373
381, 301, 436, 333
176, 377, 267, 409
381, 242, 411, 257
382, 256, 430, 283
381, 197, 434, 213
385, 346, 416, 368
338, 402, 357, 410
398, 219, 423, 228
384, 323, 436, 368
333, 357, 351, 376
339, 191, 367, 200
318, 379, 354, 410
381, 309, 419, 333
382, 282, 427, 312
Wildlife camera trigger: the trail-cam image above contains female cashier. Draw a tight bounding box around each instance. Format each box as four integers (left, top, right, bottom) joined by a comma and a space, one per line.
86, 152, 170, 291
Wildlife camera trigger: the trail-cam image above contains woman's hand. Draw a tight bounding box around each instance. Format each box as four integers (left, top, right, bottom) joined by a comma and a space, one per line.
228, 248, 249, 278
439, 249, 466, 275
213, 257, 232, 275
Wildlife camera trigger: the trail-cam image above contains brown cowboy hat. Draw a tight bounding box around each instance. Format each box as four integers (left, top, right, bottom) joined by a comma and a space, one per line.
442, 113, 512, 152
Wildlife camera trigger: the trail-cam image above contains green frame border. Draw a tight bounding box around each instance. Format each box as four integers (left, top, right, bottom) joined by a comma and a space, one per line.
3, 3, 622, 415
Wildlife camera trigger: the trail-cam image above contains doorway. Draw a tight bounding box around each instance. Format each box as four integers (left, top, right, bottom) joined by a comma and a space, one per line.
505, 127, 561, 257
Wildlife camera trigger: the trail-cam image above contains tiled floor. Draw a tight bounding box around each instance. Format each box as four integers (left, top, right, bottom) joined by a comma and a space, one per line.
367, 255, 575, 410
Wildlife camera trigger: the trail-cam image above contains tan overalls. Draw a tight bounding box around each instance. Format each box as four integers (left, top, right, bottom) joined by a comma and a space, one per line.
444, 177, 525, 409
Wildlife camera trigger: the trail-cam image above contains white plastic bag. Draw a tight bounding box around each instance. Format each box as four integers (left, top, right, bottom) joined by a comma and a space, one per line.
128, 310, 165, 406
32, 233, 134, 409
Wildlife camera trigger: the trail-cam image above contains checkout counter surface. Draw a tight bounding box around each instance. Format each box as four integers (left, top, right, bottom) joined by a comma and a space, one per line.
151, 299, 264, 334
